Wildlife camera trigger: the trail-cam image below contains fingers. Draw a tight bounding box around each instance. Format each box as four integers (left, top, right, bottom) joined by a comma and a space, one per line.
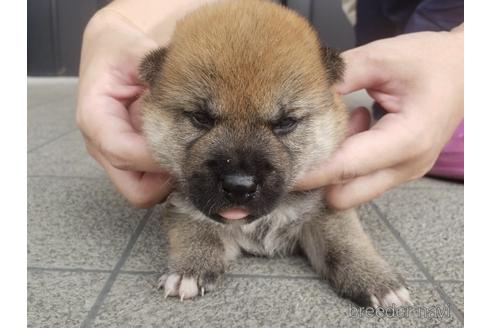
325, 168, 403, 210
295, 115, 413, 190
78, 94, 162, 173
98, 128, 162, 172
89, 144, 173, 208
335, 46, 387, 95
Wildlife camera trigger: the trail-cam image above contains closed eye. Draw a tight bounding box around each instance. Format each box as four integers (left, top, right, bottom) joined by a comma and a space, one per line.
184, 111, 215, 130
271, 116, 299, 135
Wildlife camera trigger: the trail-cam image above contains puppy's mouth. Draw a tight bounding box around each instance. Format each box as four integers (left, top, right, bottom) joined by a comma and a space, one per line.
218, 207, 250, 220
207, 207, 261, 224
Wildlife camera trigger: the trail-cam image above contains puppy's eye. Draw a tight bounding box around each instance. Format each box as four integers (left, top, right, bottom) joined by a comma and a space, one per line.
272, 117, 299, 135
184, 111, 215, 129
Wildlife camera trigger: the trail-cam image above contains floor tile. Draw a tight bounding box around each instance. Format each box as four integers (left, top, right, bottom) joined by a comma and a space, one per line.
122, 209, 168, 273
27, 99, 76, 151
93, 274, 462, 328
439, 282, 464, 313
28, 130, 104, 178
374, 187, 464, 280
359, 203, 425, 280
28, 177, 147, 269
27, 270, 108, 328
27, 78, 78, 109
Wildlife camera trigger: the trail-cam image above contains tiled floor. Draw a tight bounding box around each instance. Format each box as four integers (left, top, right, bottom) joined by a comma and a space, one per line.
27, 78, 464, 327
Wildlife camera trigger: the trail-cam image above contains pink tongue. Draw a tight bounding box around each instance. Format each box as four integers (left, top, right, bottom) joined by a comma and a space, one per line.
218, 208, 250, 220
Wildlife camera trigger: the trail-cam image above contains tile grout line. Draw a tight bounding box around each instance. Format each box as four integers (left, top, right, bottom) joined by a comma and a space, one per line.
28, 175, 105, 180
28, 266, 112, 274
27, 128, 78, 154
26, 266, 462, 283
80, 207, 154, 328
370, 202, 464, 324
27, 95, 75, 111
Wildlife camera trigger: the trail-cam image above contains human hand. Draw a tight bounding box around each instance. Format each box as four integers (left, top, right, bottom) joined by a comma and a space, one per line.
296, 29, 464, 209
76, 9, 173, 208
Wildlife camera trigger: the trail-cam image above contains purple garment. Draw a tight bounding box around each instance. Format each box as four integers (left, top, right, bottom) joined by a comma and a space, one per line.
428, 121, 464, 180
404, 0, 464, 32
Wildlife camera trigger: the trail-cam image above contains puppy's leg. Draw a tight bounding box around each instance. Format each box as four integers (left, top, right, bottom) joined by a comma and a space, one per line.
300, 209, 411, 308
158, 217, 237, 300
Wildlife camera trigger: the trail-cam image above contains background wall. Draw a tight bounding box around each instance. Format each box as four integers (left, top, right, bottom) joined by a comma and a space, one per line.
27, 0, 355, 76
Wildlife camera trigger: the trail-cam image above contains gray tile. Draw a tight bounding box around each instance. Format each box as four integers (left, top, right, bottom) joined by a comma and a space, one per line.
27, 98, 77, 151
374, 187, 464, 280
27, 270, 108, 328
123, 204, 423, 279
439, 282, 463, 313
122, 209, 168, 273
27, 78, 78, 109
28, 130, 105, 178
229, 255, 315, 277
399, 177, 464, 190
28, 177, 147, 269
359, 204, 425, 280
93, 274, 461, 328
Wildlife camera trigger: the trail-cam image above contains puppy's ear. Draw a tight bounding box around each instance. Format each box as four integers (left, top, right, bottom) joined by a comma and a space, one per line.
139, 47, 168, 86
320, 46, 345, 85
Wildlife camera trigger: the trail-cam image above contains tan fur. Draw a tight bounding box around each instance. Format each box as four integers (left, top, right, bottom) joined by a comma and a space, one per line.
141, 0, 411, 307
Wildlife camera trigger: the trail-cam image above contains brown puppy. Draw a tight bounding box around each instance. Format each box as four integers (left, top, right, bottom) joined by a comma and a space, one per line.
140, 0, 411, 308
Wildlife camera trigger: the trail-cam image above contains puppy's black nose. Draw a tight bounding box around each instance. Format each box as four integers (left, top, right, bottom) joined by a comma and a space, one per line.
221, 174, 257, 201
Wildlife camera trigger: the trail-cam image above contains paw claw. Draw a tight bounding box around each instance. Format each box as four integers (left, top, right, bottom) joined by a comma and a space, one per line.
370, 295, 380, 308
179, 276, 199, 300
159, 274, 202, 300
157, 274, 167, 290
371, 286, 412, 308
159, 273, 180, 298
395, 286, 412, 306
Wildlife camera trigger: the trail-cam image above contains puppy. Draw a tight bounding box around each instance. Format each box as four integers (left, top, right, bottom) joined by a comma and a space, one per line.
139, 0, 411, 308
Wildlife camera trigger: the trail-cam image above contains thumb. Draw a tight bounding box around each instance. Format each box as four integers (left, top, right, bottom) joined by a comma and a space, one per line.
293, 107, 370, 190
347, 107, 371, 137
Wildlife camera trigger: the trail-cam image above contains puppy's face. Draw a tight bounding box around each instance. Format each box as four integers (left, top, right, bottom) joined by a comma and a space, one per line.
140, 1, 347, 223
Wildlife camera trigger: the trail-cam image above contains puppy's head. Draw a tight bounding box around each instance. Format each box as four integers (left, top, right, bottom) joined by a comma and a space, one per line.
140, 0, 347, 224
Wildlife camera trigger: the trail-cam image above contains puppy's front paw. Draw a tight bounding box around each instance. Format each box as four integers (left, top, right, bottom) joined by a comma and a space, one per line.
369, 286, 412, 308
348, 275, 412, 309
157, 272, 219, 300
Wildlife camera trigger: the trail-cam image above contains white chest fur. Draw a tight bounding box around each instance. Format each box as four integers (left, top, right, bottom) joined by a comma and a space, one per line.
226, 191, 323, 257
